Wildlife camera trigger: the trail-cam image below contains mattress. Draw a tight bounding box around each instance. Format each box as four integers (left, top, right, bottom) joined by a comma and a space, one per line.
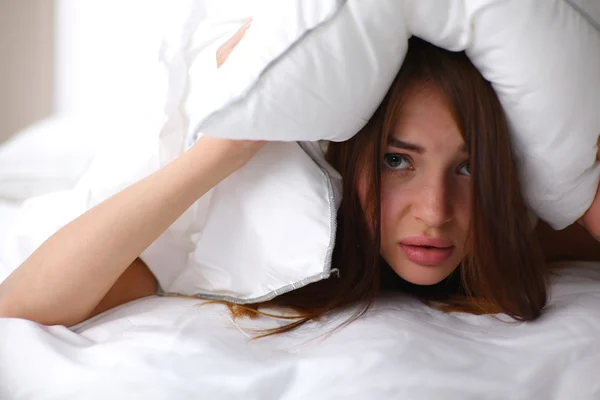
0, 258, 599, 399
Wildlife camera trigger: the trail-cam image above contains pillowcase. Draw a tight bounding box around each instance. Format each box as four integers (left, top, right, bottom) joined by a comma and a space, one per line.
81, 134, 342, 302
181, 0, 600, 230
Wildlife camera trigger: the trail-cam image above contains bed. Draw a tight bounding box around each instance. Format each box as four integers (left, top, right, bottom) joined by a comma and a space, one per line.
0, 181, 599, 399
0, 99, 599, 400
0, 259, 599, 399
2, 2, 600, 397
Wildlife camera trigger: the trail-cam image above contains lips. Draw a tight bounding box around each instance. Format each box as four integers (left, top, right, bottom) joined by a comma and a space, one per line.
399, 236, 454, 266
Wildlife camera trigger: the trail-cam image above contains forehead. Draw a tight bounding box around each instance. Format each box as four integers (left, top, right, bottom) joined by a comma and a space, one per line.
390, 84, 465, 152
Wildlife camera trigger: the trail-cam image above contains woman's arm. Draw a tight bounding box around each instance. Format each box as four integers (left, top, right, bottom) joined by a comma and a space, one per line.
0, 137, 264, 326
89, 257, 158, 319
0, 18, 255, 326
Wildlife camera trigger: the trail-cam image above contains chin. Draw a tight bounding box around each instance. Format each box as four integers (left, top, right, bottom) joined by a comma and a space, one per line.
390, 262, 457, 286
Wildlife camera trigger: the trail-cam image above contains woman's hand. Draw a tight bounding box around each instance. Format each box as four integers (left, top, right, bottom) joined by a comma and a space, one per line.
216, 17, 252, 67
200, 17, 264, 172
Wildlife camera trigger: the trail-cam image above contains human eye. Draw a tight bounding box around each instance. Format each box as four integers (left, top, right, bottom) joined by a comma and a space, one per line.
383, 153, 412, 171
457, 161, 471, 176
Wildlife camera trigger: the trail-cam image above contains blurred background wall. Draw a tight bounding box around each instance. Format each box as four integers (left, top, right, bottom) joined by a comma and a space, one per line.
0, 0, 168, 145
53, 0, 167, 125
0, 0, 55, 144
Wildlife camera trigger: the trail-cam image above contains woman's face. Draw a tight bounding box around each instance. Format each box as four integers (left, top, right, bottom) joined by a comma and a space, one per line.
360, 84, 472, 285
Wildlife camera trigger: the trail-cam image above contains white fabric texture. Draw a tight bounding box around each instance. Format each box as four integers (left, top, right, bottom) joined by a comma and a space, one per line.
0, 261, 599, 399
0, 117, 97, 201
0, 133, 341, 303
2, 1, 343, 303
0, 200, 22, 253
184, 0, 600, 229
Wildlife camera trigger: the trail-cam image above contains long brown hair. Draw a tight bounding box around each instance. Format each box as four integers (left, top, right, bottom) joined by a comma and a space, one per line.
215, 37, 548, 334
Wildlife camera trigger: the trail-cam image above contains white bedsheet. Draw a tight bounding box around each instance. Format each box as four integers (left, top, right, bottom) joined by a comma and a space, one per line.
1, 199, 599, 399
0, 199, 22, 245
0, 256, 599, 398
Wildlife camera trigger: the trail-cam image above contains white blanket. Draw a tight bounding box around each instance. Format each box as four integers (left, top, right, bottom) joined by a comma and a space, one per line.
0, 200, 21, 246
1, 251, 599, 398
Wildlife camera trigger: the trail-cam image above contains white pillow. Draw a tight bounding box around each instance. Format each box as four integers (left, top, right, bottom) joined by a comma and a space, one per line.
181, 0, 600, 230
3, 133, 342, 303
0, 116, 98, 201
80, 126, 343, 301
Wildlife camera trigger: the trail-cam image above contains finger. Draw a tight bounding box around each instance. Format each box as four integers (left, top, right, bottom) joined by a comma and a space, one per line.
224, 18, 252, 53
216, 17, 253, 67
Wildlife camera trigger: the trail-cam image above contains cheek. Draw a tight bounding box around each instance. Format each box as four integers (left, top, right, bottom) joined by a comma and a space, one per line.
380, 183, 407, 218
455, 188, 472, 228
450, 183, 472, 252
379, 179, 412, 238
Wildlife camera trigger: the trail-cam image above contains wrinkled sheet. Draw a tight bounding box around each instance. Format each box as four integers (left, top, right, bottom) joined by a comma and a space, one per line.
0, 240, 599, 399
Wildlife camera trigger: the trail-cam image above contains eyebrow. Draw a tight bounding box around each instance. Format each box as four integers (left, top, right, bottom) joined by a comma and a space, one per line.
387, 137, 424, 153
387, 137, 468, 154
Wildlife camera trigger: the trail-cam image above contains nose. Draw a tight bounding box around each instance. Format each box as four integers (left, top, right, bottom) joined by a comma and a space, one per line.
412, 175, 452, 228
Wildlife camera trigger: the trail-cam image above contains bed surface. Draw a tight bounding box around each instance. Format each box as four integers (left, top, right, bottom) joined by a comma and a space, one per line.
0, 258, 599, 399
0, 193, 598, 399
0, 199, 21, 245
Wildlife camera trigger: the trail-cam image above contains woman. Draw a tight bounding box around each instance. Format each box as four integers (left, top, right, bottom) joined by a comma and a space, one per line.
0, 26, 596, 331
